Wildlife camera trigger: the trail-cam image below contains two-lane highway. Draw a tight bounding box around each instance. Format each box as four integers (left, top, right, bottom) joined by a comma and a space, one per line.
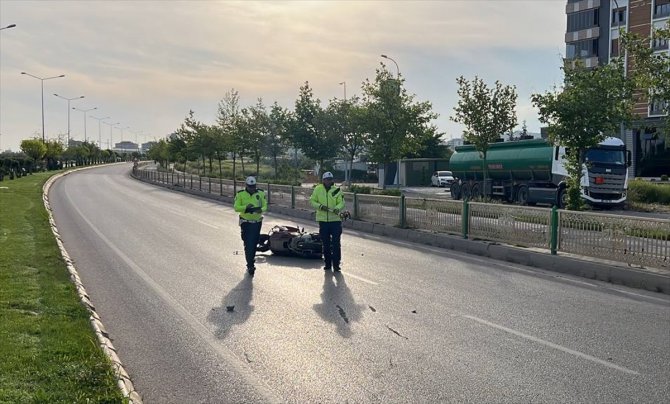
49, 164, 670, 403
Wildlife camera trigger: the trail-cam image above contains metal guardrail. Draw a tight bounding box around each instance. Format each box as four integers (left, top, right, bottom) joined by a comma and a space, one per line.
133, 167, 670, 271
468, 203, 551, 249
559, 210, 669, 270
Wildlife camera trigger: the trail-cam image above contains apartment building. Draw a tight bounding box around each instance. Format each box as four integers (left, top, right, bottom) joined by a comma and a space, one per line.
565, 0, 669, 176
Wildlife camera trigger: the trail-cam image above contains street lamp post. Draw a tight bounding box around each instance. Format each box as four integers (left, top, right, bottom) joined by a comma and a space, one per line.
90, 116, 110, 148
54, 94, 84, 148
339, 81, 347, 100
381, 54, 400, 77
103, 121, 120, 150
0, 24, 16, 30
380, 54, 402, 188
21, 71, 65, 142
72, 106, 97, 142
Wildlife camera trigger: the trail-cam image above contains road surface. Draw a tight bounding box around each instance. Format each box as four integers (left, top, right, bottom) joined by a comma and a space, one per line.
49, 164, 670, 403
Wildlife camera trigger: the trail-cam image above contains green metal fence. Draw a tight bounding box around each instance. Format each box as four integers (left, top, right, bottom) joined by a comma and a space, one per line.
133, 167, 670, 271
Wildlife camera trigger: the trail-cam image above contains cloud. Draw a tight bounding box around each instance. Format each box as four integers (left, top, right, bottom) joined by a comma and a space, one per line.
0, 0, 566, 150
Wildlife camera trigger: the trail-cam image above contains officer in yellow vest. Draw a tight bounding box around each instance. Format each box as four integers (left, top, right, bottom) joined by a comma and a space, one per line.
233, 176, 268, 276
310, 172, 345, 272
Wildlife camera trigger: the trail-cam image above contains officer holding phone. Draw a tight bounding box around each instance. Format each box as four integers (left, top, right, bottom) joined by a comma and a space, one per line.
233, 176, 267, 276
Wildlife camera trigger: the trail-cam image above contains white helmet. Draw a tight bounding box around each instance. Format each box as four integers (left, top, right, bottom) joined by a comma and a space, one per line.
245, 176, 257, 186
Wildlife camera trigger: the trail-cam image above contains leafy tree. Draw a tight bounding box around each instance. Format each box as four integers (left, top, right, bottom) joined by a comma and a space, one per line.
451, 76, 518, 182
265, 102, 290, 179
621, 21, 670, 142
327, 96, 368, 185
44, 139, 64, 170
176, 110, 209, 176
248, 98, 270, 176
20, 139, 47, 169
293, 82, 342, 175
531, 59, 634, 210
362, 66, 440, 187
148, 139, 170, 168
217, 89, 243, 180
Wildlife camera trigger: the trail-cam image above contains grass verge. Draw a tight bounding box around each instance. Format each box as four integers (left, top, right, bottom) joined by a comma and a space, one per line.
0, 172, 125, 403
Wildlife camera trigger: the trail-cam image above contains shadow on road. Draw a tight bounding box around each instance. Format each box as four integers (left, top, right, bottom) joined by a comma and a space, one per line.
261, 253, 323, 270
208, 275, 255, 339
313, 272, 365, 338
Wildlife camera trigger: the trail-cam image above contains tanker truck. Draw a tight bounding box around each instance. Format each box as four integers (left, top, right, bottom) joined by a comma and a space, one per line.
448, 137, 630, 208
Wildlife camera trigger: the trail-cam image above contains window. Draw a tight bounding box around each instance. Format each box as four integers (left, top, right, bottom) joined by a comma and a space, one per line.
654, 1, 670, 18
612, 8, 626, 26
611, 38, 620, 57
566, 39, 600, 59
649, 99, 669, 116
567, 9, 600, 32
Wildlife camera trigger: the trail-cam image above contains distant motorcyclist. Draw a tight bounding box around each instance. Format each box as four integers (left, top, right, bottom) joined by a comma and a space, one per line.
309, 172, 345, 272
233, 176, 267, 276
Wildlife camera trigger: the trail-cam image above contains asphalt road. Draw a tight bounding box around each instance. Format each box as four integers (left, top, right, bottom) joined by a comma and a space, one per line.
49, 164, 670, 403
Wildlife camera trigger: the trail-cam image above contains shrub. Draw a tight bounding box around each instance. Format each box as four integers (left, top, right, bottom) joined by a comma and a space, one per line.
661, 174, 669, 181
348, 184, 372, 194
377, 189, 402, 196
628, 180, 670, 205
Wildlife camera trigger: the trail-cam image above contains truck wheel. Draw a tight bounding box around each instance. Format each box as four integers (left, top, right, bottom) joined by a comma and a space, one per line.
450, 183, 461, 199
557, 188, 568, 209
471, 183, 481, 199
516, 186, 529, 205
461, 183, 471, 200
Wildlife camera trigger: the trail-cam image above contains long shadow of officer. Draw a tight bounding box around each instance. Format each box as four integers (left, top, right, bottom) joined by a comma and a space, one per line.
313, 272, 364, 338
207, 276, 254, 339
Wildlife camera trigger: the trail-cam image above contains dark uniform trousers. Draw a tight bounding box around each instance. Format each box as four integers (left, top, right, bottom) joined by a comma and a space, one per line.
240, 221, 262, 269
319, 221, 342, 268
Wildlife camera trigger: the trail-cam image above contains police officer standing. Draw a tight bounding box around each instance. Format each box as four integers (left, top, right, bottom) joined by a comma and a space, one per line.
233, 176, 267, 276
310, 172, 345, 272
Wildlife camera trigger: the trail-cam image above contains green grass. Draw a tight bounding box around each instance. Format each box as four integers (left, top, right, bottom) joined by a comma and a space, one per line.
0, 172, 125, 403
628, 180, 670, 205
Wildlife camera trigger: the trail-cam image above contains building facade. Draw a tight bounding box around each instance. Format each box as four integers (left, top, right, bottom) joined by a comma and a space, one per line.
565, 0, 669, 176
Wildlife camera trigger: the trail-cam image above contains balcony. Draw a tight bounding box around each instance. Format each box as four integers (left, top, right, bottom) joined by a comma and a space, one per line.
565, 26, 600, 43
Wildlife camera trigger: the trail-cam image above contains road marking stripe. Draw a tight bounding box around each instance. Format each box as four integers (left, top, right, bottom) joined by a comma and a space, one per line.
461, 314, 640, 376
197, 220, 219, 229
342, 272, 379, 285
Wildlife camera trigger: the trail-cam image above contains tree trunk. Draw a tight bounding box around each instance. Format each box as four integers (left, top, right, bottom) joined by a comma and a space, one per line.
273, 154, 278, 179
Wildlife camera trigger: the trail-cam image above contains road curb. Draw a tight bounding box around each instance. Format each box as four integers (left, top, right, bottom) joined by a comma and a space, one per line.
134, 173, 670, 295
45, 167, 142, 403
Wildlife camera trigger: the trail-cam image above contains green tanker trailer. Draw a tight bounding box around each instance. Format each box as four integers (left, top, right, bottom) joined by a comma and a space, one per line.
449, 137, 630, 208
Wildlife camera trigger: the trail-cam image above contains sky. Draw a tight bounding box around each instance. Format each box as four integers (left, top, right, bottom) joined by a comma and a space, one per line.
0, 0, 568, 152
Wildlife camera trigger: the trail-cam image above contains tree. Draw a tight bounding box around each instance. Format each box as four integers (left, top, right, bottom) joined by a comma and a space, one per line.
20, 139, 47, 171
362, 66, 440, 187
326, 96, 368, 185
621, 21, 670, 142
148, 139, 170, 168
44, 139, 64, 170
451, 76, 518, 182
217, 89, 242, 180
248, 98, 270, 176
293, 82, 341, 175
265, 102, 290, 179
531, 59, 634, 210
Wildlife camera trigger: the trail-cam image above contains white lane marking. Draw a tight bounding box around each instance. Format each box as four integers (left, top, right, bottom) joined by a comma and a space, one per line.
198, 220, 219, 229
461, 314, 640, 376
342, 272, 379, 286
612, 288, 670, 303
62, 192, 282, 403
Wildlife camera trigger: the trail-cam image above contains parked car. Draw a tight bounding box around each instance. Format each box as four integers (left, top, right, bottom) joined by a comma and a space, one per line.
431, 170, 454, 187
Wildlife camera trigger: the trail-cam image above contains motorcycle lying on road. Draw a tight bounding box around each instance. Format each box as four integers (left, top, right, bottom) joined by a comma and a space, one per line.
255, 211, 351, 259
